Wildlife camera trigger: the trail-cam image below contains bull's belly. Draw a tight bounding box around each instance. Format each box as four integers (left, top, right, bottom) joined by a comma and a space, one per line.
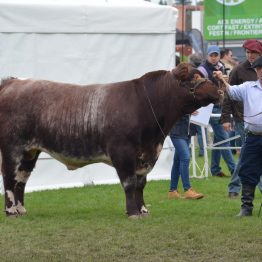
29, 143, 159, 175
44, 151, 152, 176
49, 152, 152, 174
47, 151, 112, 170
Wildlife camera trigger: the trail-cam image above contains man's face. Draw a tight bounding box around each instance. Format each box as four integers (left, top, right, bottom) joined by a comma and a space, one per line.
256, 66, 262, 84
224, 50, 232, 61
225, 50, 235, 64
246, 49, 261, 64
207, 53, 220, 65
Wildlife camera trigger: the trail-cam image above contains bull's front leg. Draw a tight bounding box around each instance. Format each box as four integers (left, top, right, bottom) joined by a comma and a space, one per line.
121, 175, 141, 218
136, 175, 149, 216
110, 145, 141, 218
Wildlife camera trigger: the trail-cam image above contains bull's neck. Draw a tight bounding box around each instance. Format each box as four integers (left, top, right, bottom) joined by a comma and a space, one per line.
144, 77, 197, 137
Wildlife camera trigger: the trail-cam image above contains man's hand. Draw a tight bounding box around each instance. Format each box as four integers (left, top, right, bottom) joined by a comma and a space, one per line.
213, 71, 230, 92
213, 71, 228, 82
213, 71, 223, 79
191, 111, 199, 116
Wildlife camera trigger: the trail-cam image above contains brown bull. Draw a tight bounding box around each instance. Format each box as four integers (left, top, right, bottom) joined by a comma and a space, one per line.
0, 63, 222, 218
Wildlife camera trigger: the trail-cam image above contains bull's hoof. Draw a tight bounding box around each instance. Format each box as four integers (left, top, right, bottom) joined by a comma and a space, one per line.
140, 212, 150, 218
16, 206, 27, 216
128, 214, 141, 219
5, 206, 19, 218
5, 211, 18, 218
140, 205, 150, 217
17, 211, 27, 216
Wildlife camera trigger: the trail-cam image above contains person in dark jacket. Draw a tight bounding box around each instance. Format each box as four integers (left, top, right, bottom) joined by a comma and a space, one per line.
168, 113, 204, 200
198, 45, 236, 178
220, 39, 262, 198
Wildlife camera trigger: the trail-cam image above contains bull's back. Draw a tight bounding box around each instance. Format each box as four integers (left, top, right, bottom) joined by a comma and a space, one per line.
0, 79, 107, 154
0, 78, 141, 160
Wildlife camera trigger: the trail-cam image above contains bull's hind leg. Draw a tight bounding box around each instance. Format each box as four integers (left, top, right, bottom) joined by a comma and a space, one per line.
1, 148, 40, 217
1, 148, 23, 217
136, 175, 149, 216
14, 150, 40, 215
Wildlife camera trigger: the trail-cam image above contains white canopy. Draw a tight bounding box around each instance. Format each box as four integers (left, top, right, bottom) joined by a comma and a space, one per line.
0, 0, 176, 34
0, 0, 178, 192
0, 0, 178, 84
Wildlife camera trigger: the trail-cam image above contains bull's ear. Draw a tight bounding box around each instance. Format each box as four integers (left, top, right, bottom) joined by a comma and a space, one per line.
193, 74, 202, 81
171, 62, 193, 81
189, 69, 205, 81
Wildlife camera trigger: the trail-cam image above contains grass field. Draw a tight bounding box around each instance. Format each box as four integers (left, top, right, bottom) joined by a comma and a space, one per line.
0, 170, 261, 262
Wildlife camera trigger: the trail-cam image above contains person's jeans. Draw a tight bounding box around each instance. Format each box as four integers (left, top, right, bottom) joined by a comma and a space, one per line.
169, 136, 191, 191
209, 115, 236, 175
239, 134, 262, 186
228, 121, 262, 193
228, 121, 245, 193
196, 125, 207, 156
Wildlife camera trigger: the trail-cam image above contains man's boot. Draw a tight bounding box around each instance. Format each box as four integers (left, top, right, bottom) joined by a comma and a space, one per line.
237, 184, 256, 217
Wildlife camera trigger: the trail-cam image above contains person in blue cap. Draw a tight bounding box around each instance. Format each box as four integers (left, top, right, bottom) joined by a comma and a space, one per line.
198, 45, 236, 178
214, 55, 262, 216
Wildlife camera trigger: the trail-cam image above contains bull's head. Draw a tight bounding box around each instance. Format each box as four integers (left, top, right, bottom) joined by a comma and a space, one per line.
172, 63, 224, 107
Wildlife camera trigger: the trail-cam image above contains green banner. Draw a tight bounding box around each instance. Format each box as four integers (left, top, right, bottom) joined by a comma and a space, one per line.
204, 0, 262, 40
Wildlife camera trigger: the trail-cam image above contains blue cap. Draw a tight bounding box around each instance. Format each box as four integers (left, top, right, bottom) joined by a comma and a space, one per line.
207, 45, 220, 56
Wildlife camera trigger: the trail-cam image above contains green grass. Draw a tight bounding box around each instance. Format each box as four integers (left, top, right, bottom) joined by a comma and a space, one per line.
0, 176, 261, 262
0, 149, 261, 262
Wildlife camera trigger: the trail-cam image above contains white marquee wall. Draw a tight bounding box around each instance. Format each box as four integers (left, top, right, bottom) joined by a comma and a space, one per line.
0, 0, 178, 193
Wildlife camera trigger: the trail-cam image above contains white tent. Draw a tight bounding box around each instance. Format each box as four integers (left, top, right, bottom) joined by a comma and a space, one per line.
0, 0, 178, 192
0, 0, 178, 83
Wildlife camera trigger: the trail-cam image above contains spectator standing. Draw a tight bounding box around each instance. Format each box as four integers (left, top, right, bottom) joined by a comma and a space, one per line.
168, 69, 205, 200
214, 56, 262, 216
168, 114, 204, 200
176, 55, 181, 66
220, 48, 237, 75
220, 39, 262, 198
220, 48, 240, 155
198, 45, 236, 177
188, 53, 203, 68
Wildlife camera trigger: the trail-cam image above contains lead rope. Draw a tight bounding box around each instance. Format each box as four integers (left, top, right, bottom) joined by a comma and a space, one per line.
143, 84, 166, 140
143, 78, 208, 140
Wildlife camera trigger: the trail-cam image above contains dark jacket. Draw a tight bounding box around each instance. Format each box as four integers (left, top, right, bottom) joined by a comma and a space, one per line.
220, 60, 257, 123
198, 60, 226, 86
198, 60, 226, 112
170, 115, 197, 139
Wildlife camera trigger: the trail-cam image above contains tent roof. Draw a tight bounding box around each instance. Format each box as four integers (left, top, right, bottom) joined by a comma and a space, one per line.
0, 0, 178, 34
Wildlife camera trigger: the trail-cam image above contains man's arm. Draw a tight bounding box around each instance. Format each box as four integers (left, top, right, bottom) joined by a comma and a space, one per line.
213, 71, 233, 131
213, 71, 231, 94
221, 94, 233, 131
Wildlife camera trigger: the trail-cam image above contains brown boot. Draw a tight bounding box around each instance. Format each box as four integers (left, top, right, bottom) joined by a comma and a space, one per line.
168, 190, 180, 199
184, 188, 204, 199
